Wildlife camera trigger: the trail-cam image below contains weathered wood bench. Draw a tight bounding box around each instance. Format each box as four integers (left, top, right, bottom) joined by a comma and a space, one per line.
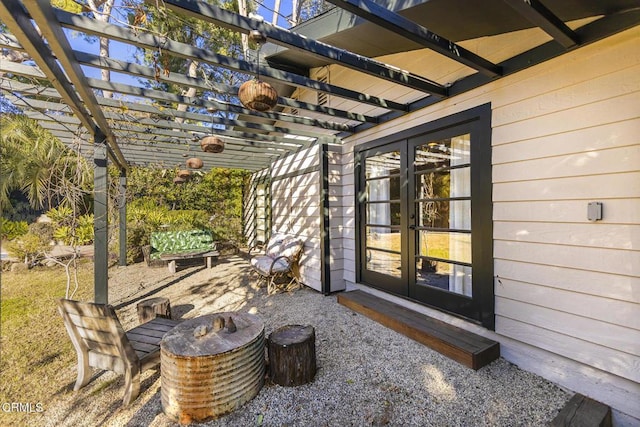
337, 290, 500, 370
58, 298, 180, 406
160, 250, 220, 273
147, 230, 219, 273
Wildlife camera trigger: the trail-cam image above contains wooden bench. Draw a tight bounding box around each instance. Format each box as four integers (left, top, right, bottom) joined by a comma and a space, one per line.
58, 298, 180, 406
147, 230, 219, 273
160, 250, 219, 273
337, 290, 500, 370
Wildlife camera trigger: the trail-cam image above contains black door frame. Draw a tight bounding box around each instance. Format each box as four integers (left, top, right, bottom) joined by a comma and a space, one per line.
356, 140, 408, 296
355, 104, 495, 329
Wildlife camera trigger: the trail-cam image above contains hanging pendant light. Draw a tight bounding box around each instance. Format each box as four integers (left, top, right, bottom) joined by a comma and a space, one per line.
186, 157, 204, 169
200, 136, 224, 153
177, 169, 191, 179
200, 107, 225, 153
238, 30, 278, 112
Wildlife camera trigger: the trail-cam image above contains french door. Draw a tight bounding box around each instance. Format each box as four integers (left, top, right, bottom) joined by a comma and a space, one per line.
356, 106, 494, 328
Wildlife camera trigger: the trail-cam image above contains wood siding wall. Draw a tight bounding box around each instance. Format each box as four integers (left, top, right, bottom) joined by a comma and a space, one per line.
245, 145, 345, 292
335, 26, 640, 422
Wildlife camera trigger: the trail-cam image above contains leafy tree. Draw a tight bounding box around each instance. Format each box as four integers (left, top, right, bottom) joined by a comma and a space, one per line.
293, 0, 334, 25
124, 0, 248, 118
0, 114, 92, 216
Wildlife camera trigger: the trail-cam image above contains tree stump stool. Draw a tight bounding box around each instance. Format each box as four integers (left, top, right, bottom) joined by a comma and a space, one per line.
268, 324, 316, 386
137, 297, 172, 324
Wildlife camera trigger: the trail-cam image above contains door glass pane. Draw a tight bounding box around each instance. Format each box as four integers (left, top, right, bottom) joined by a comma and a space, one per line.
366, 151, 401, 178
416, 259, 472, 296
416, 168, 470, 199
417, 200, 471, 229
366, 226, 401, 252
418, 231, 471, 264
367, 202, 401, 226
366, 248, 402, 278
414, 133, 473, 297
414, 134, 471, 171
365, 224, 401, 278
366, 176, 401, 202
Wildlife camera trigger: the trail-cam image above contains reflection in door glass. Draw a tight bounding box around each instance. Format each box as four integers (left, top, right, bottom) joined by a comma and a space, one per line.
416, 259, 472, 296
367, 202, 401, 226
414, 136, 470, 170
366, 152, 401, 178
363, 151, 403, 279
418, 231, 471, 264
366, 248, 402, 278
414, 134, 472, 297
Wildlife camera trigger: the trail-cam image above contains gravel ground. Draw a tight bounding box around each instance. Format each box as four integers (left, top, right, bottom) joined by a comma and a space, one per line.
37, 254, 570, 426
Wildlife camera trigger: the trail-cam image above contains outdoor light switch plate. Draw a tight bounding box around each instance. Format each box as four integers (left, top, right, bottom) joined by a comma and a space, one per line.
587, 202, 603, 221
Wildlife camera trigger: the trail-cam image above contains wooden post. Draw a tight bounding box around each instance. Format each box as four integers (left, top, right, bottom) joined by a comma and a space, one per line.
268, 325, 316, 386
137, 297, 172, 324
93, 132, 108, 304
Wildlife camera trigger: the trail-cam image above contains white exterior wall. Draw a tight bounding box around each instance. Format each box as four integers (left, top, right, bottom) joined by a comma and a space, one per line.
334, 26, 640, 424
247, 144, 345, 292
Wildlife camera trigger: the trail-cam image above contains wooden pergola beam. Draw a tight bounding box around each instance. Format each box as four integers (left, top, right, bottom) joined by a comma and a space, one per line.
325, 0, 501, 77
503, 0, 579, 48
17, 0, 127, 170
157, 0, 447, 97
55, 8, 407, 112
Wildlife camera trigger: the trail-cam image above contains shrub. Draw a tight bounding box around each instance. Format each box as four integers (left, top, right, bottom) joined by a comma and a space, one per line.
5, 232, 47, 265
125, 201, 213, 263
28, 222, 54, 245
46, 207, 94, 246
0, 218, 28, 240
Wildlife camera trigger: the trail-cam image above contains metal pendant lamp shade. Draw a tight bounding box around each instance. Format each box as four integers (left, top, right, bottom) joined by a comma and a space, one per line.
186, 157, 204, 169
238, 80, 278, 112
200, 136, 225, 153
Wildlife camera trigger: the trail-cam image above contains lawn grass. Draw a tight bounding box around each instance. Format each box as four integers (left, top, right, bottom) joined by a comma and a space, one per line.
0, 261, 94, 425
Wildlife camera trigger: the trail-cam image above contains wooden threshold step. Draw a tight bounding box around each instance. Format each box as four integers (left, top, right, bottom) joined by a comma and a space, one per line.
550, 394, 611, 427
337, 290, 500, 370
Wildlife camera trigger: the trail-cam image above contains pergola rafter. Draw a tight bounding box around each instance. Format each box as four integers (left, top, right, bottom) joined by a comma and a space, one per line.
157, 0, 448, 98
0, 0, 635, 174
324, 0, 502, 77
7, 0, 128, 170
54, 8, 407, 113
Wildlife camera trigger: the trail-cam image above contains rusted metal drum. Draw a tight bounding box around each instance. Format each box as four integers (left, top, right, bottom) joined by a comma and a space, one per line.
160, 312, 265, 424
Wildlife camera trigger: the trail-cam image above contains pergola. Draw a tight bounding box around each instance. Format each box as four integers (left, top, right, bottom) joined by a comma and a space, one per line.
1, 0, 637, 302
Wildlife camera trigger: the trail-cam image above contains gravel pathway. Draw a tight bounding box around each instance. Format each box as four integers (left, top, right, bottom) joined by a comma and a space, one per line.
39, 255, 570, 426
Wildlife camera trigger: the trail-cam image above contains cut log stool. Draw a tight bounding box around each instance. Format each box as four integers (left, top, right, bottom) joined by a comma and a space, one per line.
268, 325, 316, 386
137, 297, 172, 324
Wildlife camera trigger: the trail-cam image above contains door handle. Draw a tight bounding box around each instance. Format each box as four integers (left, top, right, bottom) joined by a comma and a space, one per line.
409, 225, 416, 230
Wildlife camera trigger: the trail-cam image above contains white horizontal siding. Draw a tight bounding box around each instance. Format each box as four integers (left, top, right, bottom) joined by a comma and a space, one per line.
494, 221, 640, 250
494, 240, 640, 277
494, 199, 640, 224
332, 25, 640, 420
494, 259, 639, 303
494, 172, 640, 201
